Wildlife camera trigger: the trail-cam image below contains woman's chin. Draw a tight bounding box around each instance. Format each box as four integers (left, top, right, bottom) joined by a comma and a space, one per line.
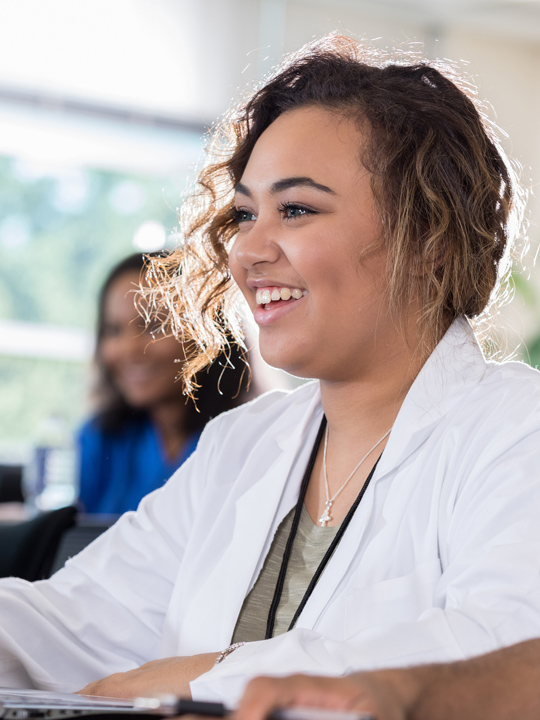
258, 350, 316, 382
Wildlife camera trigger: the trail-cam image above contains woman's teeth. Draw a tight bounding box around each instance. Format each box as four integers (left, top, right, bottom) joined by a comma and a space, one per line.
255, 287, 307, 305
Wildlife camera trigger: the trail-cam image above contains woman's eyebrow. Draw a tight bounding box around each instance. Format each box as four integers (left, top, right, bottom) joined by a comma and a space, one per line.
234, 182, 252, 198
235, 176, 337, 198
271, 177, 336, 195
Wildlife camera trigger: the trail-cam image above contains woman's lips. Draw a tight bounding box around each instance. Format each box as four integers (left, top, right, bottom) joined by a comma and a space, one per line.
253, 293, 306, 326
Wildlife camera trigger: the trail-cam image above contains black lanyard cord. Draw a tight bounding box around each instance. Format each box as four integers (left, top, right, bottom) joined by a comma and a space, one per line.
265, 416, 327, 640
265, 415, 382, 639
286, 454, 381, 632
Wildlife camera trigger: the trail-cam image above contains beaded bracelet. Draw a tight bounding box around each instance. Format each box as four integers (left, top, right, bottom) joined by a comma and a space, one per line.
214, 641, 246, 665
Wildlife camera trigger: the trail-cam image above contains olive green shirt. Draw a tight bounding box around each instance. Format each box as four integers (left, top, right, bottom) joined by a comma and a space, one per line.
232, 504, 339, 642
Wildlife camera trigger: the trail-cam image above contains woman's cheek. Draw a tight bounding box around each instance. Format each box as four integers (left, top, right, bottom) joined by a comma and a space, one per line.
228, 249, 248, 297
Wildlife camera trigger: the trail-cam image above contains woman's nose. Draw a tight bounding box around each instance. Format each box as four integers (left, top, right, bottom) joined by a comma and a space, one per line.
231, 217, 281, 269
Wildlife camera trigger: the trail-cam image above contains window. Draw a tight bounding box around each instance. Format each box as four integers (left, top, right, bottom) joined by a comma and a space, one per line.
0, 96, 205, 463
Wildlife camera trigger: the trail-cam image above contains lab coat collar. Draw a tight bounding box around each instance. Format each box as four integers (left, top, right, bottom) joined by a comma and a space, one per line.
273, 385, 322, 452
375, 317, 487, 479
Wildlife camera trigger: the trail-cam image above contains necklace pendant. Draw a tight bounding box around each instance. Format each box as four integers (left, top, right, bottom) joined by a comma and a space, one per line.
319, 501, 333, 527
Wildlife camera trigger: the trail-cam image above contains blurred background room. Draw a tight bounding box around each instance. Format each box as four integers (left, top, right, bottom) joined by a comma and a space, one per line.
0, 0, 539, 508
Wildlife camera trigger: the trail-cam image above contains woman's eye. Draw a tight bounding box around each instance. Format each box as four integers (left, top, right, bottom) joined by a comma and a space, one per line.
232, 208, 256, 223
279, 203, 313, 220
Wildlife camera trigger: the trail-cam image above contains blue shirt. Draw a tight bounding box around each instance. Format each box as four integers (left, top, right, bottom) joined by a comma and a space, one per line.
77, 416, 200, 514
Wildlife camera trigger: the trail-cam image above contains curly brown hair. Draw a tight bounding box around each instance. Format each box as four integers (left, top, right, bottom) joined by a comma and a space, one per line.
144, 34, 525, 392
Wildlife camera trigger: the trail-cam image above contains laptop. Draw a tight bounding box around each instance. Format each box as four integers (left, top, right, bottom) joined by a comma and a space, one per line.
0, 689, 223, 720
0, 688, 371, 720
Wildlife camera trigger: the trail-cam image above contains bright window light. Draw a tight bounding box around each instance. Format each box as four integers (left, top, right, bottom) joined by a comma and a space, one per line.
132, 220, 167, 251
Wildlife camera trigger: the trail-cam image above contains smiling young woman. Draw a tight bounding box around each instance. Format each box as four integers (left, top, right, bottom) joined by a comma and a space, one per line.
227, 105, 420, 527
0, 35, 539, 709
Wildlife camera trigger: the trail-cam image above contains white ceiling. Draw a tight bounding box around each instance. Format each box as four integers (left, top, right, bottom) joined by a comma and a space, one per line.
0, 0, 538, 124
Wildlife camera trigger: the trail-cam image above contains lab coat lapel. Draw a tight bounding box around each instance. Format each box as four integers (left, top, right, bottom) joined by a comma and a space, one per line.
180, 388, 324, 651
294, 472, 379, 630
376, 317, 487, 480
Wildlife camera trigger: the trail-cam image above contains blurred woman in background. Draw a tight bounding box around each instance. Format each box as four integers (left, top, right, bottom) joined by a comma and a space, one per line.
78, 252, 250, 514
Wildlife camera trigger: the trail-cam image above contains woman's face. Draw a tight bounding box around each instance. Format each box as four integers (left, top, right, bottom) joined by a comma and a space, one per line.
99, 269, 185, 409
229, 106, 409, 382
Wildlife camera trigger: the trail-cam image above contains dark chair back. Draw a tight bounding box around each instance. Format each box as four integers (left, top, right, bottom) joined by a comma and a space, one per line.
0, 505, 77, 581
0, 464, 24, 503
50, 514, 117, 575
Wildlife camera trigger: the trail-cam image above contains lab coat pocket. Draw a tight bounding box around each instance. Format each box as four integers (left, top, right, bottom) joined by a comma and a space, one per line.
344, 559, 441, 637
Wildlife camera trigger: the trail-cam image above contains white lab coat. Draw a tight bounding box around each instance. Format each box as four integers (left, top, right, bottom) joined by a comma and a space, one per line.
2, 318, 540, 705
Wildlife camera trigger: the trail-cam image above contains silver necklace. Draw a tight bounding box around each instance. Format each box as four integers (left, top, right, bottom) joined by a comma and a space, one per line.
319, 425, 391, 526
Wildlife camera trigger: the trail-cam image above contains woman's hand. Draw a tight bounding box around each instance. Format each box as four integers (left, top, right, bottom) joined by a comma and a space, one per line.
78, 653, 219, 699
235, 671, 413, 720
